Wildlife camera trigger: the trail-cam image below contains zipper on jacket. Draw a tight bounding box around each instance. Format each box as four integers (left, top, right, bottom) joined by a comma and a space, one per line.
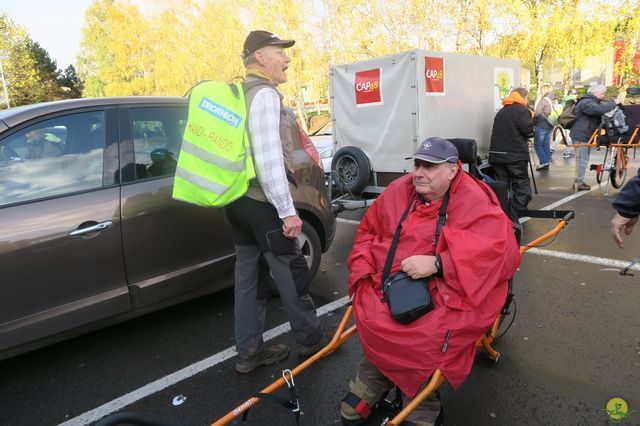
441, 330, 452, 353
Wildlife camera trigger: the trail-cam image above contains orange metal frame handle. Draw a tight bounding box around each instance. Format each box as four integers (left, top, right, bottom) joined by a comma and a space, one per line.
211, 305, 356, 426
520, 211, 574, 255
212, 213, 575, 426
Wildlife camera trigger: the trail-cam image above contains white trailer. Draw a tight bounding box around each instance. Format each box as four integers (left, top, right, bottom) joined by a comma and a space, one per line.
329, 49, 521, 194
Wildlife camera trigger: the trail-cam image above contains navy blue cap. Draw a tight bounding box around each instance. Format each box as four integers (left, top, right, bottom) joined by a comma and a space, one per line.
405, 137, 458, 164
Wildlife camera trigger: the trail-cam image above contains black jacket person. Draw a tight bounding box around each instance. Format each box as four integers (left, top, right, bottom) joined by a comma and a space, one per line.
489, 87, 535, 212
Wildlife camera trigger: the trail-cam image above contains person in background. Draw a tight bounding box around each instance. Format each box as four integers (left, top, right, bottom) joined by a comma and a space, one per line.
533, 91, 556, 170
489, 87, 535, 216
570, 84, 622, 191
550, 98, 576, 159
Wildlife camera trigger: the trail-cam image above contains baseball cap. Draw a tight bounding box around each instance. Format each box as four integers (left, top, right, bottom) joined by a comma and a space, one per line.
242, 30, 295, 59
405, 137, 458, 164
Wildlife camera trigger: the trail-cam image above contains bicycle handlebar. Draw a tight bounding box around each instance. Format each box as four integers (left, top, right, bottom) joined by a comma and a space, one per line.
562, 211, 575, 222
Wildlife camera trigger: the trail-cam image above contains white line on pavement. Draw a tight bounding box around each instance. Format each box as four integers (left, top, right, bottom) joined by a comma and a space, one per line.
59, 296, 350, 426
526, 248, 639, 271
519, 183, 603, 224
336, 218, 361, 225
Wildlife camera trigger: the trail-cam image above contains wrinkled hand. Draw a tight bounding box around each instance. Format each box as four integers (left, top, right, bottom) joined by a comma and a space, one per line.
611, 213, 638, 249
400, 255, 437, 279
282, 214, 303, 239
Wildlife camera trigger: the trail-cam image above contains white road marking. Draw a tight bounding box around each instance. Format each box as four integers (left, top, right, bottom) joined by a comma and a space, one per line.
59, 296, 350, 426
60, 186, 617, 425
519, 183, 603, 224
526, 248, 639, 272
337, 218, 361, 225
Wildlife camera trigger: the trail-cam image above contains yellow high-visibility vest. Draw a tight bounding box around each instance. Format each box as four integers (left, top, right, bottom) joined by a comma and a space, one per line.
173, 81, 256, 207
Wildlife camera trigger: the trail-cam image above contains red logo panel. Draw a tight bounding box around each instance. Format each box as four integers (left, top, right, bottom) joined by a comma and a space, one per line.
425, 56, 445, 95
355, 68, 382, 105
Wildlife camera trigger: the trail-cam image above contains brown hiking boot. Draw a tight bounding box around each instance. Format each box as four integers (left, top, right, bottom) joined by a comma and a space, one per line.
235, 344, 289, 374
296, 327, 333, 357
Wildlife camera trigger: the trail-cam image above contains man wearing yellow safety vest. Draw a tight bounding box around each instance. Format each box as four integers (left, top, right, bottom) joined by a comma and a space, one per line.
227, 31, 329, 374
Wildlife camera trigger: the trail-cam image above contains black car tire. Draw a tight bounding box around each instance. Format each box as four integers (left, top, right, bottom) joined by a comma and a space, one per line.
267, 220, 322, 295
331, 146, 371, 194
298, 220, 322, 280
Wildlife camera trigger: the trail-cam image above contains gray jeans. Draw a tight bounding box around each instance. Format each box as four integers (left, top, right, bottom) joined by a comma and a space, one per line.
233, 244, 321, 358
575, 146, 591, 184
226, 196, 321, 359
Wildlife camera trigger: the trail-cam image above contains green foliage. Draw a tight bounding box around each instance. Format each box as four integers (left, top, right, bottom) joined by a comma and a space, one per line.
2, 0, 639, 111
0, 12, 84, 109
58, 65, 84, 99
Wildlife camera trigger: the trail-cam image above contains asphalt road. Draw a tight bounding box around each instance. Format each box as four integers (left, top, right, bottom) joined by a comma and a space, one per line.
1, 149, 639, 426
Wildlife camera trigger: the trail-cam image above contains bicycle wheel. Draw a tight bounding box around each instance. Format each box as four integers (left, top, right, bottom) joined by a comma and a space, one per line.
610, 148, 628, 188
552, 126, 567, 145
595, 148, 609, 184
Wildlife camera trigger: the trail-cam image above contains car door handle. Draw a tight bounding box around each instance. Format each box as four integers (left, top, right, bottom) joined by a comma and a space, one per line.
69, 220, 113, 237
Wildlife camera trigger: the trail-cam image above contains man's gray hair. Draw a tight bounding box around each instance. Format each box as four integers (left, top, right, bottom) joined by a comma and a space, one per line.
588, 84, 606, 95
243, 52, 258, 67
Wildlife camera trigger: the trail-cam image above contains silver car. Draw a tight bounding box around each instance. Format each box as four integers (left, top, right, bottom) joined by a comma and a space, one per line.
0, 97, 335, 360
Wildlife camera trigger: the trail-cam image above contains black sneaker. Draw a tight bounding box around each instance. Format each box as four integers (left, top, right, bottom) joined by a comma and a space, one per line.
235, 344, 289, 374
297, 327, 333, 357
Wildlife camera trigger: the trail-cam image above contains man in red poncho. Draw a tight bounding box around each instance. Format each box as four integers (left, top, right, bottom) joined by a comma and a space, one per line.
340, 137, 521, 425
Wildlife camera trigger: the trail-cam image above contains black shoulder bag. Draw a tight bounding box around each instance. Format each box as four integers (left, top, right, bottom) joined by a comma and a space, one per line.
381, 191, 450, 324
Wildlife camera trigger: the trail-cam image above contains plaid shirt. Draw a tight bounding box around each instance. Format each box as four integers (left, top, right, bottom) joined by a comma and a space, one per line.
248, 87, 296, 218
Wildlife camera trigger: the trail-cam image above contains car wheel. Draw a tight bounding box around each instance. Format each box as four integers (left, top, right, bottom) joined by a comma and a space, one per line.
298, 220, 322, 280
331, 146, 371, 194
266, 220, 322, 296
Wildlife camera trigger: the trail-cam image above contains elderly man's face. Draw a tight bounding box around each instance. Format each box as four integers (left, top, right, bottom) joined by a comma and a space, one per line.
255, 45, 291, 84
412, 160, 458, 200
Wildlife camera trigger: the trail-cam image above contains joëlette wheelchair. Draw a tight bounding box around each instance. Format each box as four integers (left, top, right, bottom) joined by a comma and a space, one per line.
209, 138, 574, 426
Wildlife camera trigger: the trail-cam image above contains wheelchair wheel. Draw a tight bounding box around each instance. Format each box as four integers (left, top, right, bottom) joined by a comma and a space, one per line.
552, 125, 567, 145
610, 148, 628, 189
595, 149, 609, 184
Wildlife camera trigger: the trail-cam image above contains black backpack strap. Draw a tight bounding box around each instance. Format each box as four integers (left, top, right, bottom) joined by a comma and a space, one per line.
381, 196, 416, 284
241, 369, 300, 425
433, 190, 450, 249
381, 190, 451, 285
182, 79, 214, 98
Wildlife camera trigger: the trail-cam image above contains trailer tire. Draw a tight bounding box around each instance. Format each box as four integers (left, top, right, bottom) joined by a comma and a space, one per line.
331, 146, 371, 194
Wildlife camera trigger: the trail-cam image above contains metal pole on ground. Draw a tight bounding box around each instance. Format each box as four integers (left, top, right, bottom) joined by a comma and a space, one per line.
528, 147, 538, 194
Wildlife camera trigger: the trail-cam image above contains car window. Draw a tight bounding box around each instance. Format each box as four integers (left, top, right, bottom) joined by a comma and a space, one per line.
130, 107, 187, 180
0, 111, 106, 207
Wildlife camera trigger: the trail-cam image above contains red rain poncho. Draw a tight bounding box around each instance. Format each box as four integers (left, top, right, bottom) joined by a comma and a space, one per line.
348, 170, 521, 397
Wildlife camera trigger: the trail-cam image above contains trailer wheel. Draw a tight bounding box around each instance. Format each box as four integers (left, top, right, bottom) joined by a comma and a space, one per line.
331, 146, 371, 194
